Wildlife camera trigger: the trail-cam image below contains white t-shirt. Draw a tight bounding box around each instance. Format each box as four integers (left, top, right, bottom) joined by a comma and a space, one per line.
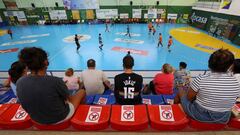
234, 74, 240, 83
191, 72, 240, 112
63, 75, 79, 90
80, 69, 108, 95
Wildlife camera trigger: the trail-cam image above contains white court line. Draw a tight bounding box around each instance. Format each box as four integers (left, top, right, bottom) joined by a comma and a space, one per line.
49, 45, 72, 62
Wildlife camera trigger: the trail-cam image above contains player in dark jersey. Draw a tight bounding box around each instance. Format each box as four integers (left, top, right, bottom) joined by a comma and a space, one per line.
125, 25, 131, 38
98, 33, 103, 50
75, 34, 80, 52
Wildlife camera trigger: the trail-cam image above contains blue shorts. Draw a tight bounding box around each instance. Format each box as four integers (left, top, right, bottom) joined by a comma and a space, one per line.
180, 96, 231, 124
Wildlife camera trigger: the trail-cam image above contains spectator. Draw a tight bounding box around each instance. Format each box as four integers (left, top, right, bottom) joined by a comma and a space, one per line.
153, 63, 174, 95
114, 55, 143, 105
127, 51, 131, 56
175, 49, 240, 124
2, 77, 11, 87
174, 62, 191, 87
17, 47, 85, 124
80, 59, 111, 95
63, 68, 81, 95
8, 61, 27, 97
233, 59, 240, 82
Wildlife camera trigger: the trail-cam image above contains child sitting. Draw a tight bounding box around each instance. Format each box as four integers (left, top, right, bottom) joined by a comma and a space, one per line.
63, 68, 81, 95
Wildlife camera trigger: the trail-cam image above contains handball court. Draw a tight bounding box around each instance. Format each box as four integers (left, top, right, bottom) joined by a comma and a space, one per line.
0, 23, 239, 72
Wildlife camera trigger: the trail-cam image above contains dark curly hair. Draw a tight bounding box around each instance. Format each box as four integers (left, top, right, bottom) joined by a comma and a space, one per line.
208, 49, 234, 72
233, 59, 240, 74
18, 47, 48, 73
8, 61, 26, 84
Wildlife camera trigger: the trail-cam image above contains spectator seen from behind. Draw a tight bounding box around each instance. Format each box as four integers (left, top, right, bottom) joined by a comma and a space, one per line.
80, 59, 111, 95
114, 55, 143, 105
174, 62, 191, 86
8, 61, 27, 97
152, 63, 175, 95
176, 49, 240, 124
17, 47, 85, 124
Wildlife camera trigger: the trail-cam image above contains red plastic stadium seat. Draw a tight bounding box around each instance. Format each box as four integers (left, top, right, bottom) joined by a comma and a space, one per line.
0, 104, 32, 129
228, 104, 240, 129
110, 105, 148, 131
148, 104, 189, 131
190, 119, 226, 130
71, 105, 111, 131
228, 117, 240, 129
32, 120, 70, 130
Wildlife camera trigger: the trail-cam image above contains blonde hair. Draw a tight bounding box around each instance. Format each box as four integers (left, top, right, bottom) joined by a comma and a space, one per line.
65, 68, 74, 77
162, 63, 174, 74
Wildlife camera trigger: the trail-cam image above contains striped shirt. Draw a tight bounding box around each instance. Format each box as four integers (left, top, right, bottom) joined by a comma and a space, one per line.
191, 72, 240, 112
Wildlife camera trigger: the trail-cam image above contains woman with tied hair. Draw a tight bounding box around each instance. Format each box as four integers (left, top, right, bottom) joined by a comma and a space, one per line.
153, 63, 175, 95
175, 49, 240, 124
16, 47, 86, 125
144, 63, 175, 95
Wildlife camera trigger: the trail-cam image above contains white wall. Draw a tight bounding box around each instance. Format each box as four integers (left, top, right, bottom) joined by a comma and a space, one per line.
16, 0, 64, 8
0, 0, 5, 9
100, 0, 197, 6
193, 0, 240, 16
0, 0, 197, 8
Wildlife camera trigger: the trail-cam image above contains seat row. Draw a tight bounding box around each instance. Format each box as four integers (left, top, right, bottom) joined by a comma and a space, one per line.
0, 103, 239, 131
0, 89, 176, 105
86, 93, 176, 105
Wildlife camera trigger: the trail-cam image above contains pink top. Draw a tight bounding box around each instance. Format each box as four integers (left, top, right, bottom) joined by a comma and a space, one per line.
63, 76, 79, 90
153, 73, 174, 95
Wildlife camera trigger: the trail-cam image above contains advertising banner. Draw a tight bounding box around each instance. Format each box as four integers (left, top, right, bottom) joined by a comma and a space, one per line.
96, 9, 118, 19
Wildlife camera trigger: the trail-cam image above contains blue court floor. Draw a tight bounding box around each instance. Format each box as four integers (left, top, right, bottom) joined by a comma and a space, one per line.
0, 23, 236, 71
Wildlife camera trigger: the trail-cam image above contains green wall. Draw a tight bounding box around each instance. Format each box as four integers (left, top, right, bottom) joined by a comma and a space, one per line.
0, 0, 194, 24
0, 0, 4, 9
100, 5, 191, 18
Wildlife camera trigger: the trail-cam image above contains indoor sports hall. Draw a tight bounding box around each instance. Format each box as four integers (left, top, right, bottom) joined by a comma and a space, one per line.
0, 0, 240, 135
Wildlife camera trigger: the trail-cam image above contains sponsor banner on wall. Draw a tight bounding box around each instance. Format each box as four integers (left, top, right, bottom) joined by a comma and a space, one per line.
221, 0, 232, 9
3, 11, 26, 21
15, 11, 26, 21
72, 10, 80, 20
148, 9, 157, 18
96, 9, 118, 19
190, 11, 208, 29
167, 14, 178, 19
49, 10, 67, 20
86, 10, 94, 19
120, 13, 129, 19
132, 9, 141, 18
157, 9, 166, 19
